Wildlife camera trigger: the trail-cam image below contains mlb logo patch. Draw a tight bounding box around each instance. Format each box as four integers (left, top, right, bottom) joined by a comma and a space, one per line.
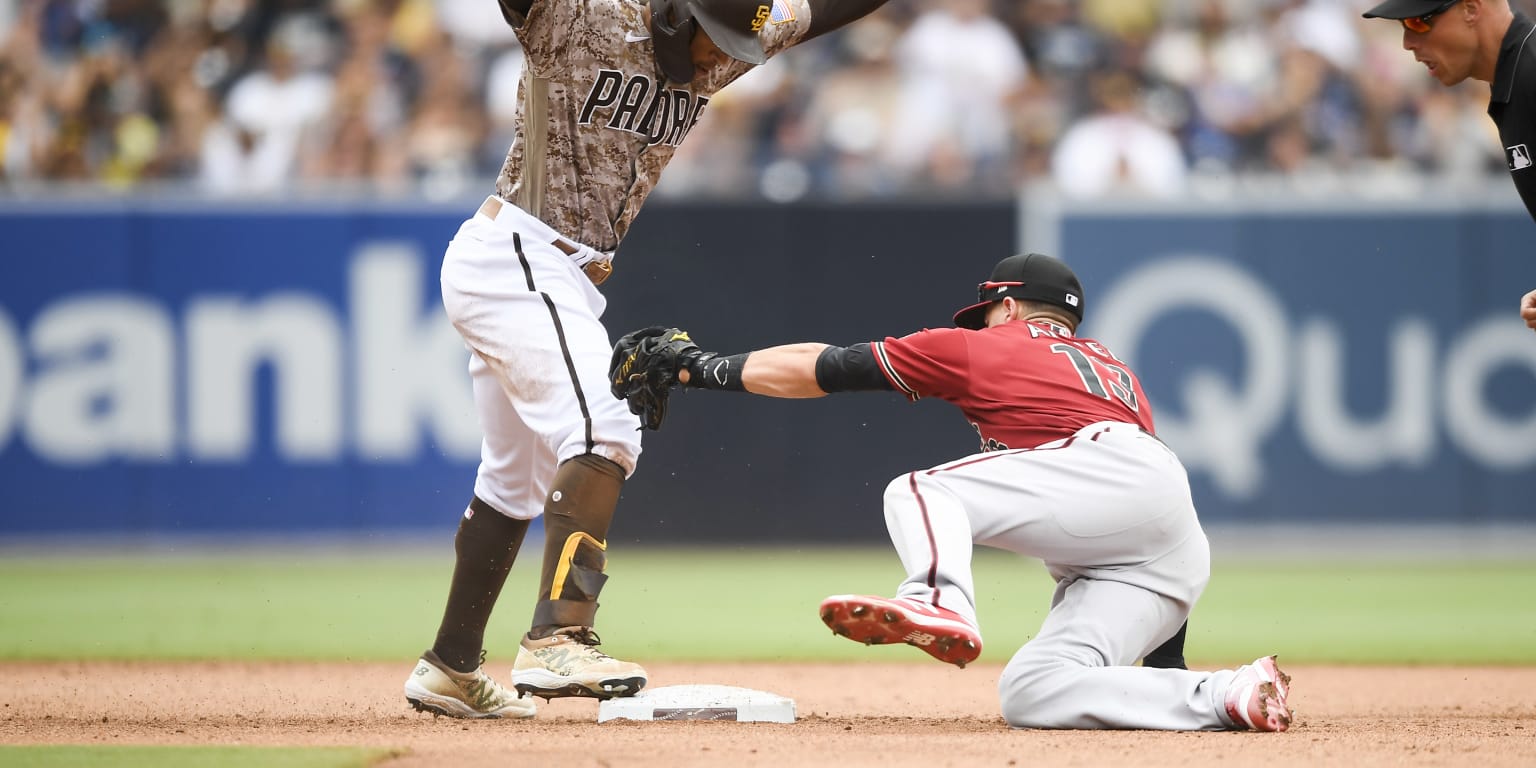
1065, 294, 1080, 307
770, 0, 795, 24
1508, 144, 1532, 171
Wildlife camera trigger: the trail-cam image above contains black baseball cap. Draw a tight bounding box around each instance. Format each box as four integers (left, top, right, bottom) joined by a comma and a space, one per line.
952, 253, 1084, 330
1361, 0, 1454, 19
650, 0, 769, 83
691, 0, 770, 66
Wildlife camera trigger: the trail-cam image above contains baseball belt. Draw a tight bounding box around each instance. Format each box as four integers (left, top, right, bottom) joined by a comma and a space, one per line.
479, 197, 614, 286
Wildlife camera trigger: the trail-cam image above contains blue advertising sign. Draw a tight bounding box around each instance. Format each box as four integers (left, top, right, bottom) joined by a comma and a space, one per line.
2, 195, 1531, 539
1029, 198, 1536, 523
0, 198, 1013, 540
0, 200, 480, 534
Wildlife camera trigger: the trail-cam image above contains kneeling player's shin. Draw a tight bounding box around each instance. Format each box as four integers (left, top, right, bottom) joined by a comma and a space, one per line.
532, 454, 625, 631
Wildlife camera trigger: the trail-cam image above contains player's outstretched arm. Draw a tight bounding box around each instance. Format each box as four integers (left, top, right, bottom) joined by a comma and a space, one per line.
610, 327, 895, 428
678, 340, 895, 399
680, 342, 830, 398
1521, 288, 1536, 331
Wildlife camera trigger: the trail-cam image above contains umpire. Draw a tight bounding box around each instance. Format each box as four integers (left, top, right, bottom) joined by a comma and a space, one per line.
1364, 0, 1536, 331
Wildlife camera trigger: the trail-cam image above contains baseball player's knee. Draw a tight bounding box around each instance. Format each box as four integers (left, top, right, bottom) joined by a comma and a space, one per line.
561, 436, 639, 478
548, 408, 642, 477
998, 632, 1118, 727
997, 656, 1075, 728
881, 473, 933, 508
471, 475, 541, 520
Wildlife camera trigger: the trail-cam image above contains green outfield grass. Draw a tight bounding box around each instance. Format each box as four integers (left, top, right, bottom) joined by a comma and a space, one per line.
1, 546, 1533, 665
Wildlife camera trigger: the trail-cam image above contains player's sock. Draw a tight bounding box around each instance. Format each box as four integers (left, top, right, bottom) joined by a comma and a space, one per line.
529, 454, 624, 637
431, 496, 529, 673
1142, 620, 1189, 670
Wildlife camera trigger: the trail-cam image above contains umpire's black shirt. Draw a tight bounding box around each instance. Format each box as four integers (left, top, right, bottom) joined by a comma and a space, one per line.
1490, 12, 1536, 219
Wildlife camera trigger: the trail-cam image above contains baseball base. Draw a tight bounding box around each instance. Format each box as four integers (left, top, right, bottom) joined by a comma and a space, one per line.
596, 684, 796, 723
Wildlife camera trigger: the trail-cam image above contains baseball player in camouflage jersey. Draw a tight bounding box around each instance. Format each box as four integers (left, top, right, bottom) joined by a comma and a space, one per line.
611, 253, 1293, 731
403, 0, 896, 719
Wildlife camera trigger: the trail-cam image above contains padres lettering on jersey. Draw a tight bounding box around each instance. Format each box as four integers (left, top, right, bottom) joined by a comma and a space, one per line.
497, 0, 814, 252
576, 70, 709, 147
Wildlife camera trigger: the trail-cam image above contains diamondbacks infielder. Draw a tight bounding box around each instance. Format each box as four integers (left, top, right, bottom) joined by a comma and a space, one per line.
403, 0, 898, 720
609, 253, 1292, 731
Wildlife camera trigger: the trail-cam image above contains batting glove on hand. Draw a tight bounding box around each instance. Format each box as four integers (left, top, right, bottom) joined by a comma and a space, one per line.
609, 326, 711, 430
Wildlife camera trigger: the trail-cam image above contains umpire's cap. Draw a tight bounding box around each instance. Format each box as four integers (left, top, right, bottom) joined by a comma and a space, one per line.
650, 0, 770, 83
953, 253, 1084, 330
1360, 0, 1455, 19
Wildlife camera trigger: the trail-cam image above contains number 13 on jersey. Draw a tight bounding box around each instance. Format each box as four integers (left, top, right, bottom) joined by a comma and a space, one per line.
1050, 342, 1140, 412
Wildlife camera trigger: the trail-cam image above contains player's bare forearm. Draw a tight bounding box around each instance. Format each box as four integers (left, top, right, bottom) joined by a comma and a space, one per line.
680, 343, 831, 398
1522, 288, 1536, 331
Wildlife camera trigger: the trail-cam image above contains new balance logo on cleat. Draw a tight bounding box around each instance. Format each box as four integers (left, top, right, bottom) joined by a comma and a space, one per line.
819, 594, 982, 667
402, 651, 536, 719
511, 626, 649, 700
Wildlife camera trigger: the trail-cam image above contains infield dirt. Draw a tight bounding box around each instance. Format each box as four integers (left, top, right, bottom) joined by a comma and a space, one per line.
3, 661, 1532, 767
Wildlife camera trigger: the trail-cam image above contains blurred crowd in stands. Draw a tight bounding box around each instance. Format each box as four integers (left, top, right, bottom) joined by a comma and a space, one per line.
0, 0, 1525, 200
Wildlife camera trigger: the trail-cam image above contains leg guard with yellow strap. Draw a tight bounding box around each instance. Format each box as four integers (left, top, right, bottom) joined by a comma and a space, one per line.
531, 454, 624, 632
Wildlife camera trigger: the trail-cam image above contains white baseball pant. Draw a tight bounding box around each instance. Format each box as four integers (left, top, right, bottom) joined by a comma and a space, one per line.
884, 421, 1242, 730
439, 198, 642, 521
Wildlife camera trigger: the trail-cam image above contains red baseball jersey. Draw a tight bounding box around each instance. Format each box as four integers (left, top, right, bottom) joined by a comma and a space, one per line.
871, 319, 1155, 451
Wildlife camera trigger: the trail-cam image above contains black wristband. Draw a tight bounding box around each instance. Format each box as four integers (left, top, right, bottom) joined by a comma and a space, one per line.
686, 352, 748, 391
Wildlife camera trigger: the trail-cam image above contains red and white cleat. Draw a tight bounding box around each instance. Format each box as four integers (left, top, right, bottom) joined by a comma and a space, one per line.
819, 594, 982, 667
1224, 655, 1293, 732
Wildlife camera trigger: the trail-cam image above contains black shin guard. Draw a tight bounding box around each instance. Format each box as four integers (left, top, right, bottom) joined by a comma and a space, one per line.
431, 496, 530, 673
531, 454, 625, 633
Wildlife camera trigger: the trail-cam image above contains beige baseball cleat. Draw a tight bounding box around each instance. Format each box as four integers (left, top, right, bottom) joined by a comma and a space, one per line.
404, 650, 536, 719
512, 626, 648, 700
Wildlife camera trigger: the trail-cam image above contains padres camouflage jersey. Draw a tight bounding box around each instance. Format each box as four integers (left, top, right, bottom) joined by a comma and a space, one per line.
495, 0, 813, 255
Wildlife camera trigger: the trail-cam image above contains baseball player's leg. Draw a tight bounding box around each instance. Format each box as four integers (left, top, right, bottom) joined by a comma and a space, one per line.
464, 262, 642, 632
405, 233, 557, 718
440, 217, 639, 479
404, 486, 538, 719
882, 471, 981, 625
1006, 568, 1290, 732
819, 470, 987, 666
447, 237, 646, 699
843, 432, 1157, 637
511, 451, 648, 700
986, 428, 1286, 730
425, 498, 529, 671
996, 570, 1234, 730
424, 352, 551, 672
529, 453, 623, 632
470, 351, 559, 523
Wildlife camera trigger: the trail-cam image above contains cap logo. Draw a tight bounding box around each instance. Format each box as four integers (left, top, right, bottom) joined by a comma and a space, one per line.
1065, 294, 1079, 307
750, 5, 770, 31
1509, 144, 1532, 171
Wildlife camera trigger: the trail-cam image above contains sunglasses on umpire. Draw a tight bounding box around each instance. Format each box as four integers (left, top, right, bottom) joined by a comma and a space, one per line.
1400, 0, 1461, 33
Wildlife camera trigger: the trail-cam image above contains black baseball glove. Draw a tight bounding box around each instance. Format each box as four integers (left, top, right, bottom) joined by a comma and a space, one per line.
609, 326, 712, 430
